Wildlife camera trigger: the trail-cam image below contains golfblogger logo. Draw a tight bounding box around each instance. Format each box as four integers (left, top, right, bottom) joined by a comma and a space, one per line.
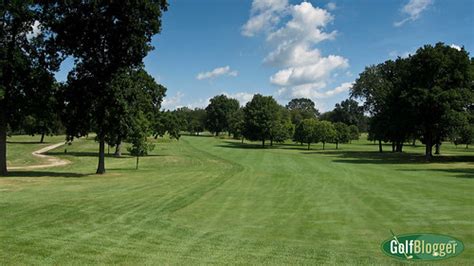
381, 230, 464, 261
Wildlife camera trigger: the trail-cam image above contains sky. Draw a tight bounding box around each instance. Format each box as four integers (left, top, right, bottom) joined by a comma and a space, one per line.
56, 0, 474, 112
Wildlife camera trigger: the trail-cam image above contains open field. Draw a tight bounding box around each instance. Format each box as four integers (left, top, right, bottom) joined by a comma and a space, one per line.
1, 135, 473, 264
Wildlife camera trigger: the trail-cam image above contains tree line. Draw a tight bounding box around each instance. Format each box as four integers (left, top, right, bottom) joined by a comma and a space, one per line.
352, 43, 473, 160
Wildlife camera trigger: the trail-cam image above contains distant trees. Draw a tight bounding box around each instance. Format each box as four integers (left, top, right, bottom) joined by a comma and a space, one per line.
333, 122, 350, 149
352, 43, 473, 159
314, 121, 336, 150
348, 125, 359, 144
294, 119, 318, 150
228, 108, 245, 140
205, 95, 239, 136
319, 99, 368, 132
286, 98, 320, 125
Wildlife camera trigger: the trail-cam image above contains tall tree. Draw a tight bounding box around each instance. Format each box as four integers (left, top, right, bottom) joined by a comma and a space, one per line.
407, 43, 473, 159
286, 98, 320, 125
0, 1, 61, 175
243, 94, 281, 147
47, 1, 168, 173
348, 125, 359, 144
205, 95, 239, 136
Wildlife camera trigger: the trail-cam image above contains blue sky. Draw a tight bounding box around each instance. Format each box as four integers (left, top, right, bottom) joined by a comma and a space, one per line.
56, 0, 474, 112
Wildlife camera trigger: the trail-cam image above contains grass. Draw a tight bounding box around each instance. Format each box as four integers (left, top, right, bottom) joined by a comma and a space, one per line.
0, 135, 473, 264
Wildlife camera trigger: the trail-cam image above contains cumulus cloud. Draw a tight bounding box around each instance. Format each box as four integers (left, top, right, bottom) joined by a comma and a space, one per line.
243, 1, 350, 104
162, 91, 184, 110
241, 0, 289, 37
196, 66, 238, 80
277, 81, 353, 100
394, 0, 433, 27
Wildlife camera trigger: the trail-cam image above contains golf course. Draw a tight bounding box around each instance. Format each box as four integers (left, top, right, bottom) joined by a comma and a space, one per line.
1, 135, 472, 264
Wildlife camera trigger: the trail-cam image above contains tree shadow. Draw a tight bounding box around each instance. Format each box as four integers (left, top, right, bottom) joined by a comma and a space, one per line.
215, 140, 276, 149
6, 171, 87, 178
7, 141, 45, 144
302, 150, 474, 165
399, 168, 474, 179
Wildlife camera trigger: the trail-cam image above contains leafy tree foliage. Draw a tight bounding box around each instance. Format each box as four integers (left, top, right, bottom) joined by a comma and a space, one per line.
127, 113, 155, 170
293, 119, 318, 150
153, 111, 181, 141
353, 43, 473, 159
286, 98, 320, 125
205, 95, 239, 136
320, 99, 368, 131
243, 94, 281, 147
348, 125, 359, 144
314, 121, 336, 150
46, 0, 168, 173
228, 108, 245, 140
0, 1, 61, 175
333, 122, 350, 149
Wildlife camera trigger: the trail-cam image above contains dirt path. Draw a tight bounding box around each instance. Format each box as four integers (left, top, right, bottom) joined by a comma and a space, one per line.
9, 142, 71, 170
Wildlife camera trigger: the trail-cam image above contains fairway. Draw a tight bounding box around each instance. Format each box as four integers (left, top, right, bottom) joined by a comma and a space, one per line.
0, 135, 472, 264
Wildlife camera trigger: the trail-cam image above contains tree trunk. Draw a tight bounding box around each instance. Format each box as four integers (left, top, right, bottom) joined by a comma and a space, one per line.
40, 132, 45, 143
307, 143, 310, 150
435, 143, 440, 155
136, 156, 139, 170
262, 139, 265, 147
270, 139, 273, 146
114, 141, 122, 157
215, 132, 219, 136
378, 140, 383, 153
412, 139, 416, 146
322, 142, 325, 150
0, 106, 7, 176
466, 144, 469, 149
336, 142, 339, 149
425, 138, 433, 161
391, 142, 396, 152
96, 138, 106, 174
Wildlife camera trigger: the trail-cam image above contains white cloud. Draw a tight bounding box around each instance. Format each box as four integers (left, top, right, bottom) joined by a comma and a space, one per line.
222, 92, 255, 106
196, 66, 238, 80
270, 55, 348, 87
277, 81, 353, 100
162, 91, 184, 110
243, 1, 349, 104
241, 0, 289, 37
450, 44, 462, 51
326, 2, 337, 11
394, 0, 433, 27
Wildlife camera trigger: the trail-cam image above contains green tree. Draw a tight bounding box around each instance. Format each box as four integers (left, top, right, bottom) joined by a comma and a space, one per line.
333, 122, 350, 149
126, 113, 155, 170
153, 111, 181, 141
102, 68, 166, 157
407, 43, 473, 159
270, 107, 294, 145
314, 121, 336, 150
228, 108, 245, 141
348, 125, 359, 144
286, 98, 320, 125
0, 1, 61, 175
205, 95, 239, 136
47, 1, 168, 173
293, 119, 318, 150
243, 94, 281, 147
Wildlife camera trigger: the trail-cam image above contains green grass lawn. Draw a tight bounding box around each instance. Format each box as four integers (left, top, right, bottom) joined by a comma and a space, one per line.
1, 135, 473, 264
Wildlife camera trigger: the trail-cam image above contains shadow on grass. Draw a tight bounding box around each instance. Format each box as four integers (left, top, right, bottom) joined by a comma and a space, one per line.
6, 171, 87, 178
399, 168, 474, 179
215, 140, 277, 150
46, 151, 163, 158
7, 141, 46, 144
302, 150, 474, 165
